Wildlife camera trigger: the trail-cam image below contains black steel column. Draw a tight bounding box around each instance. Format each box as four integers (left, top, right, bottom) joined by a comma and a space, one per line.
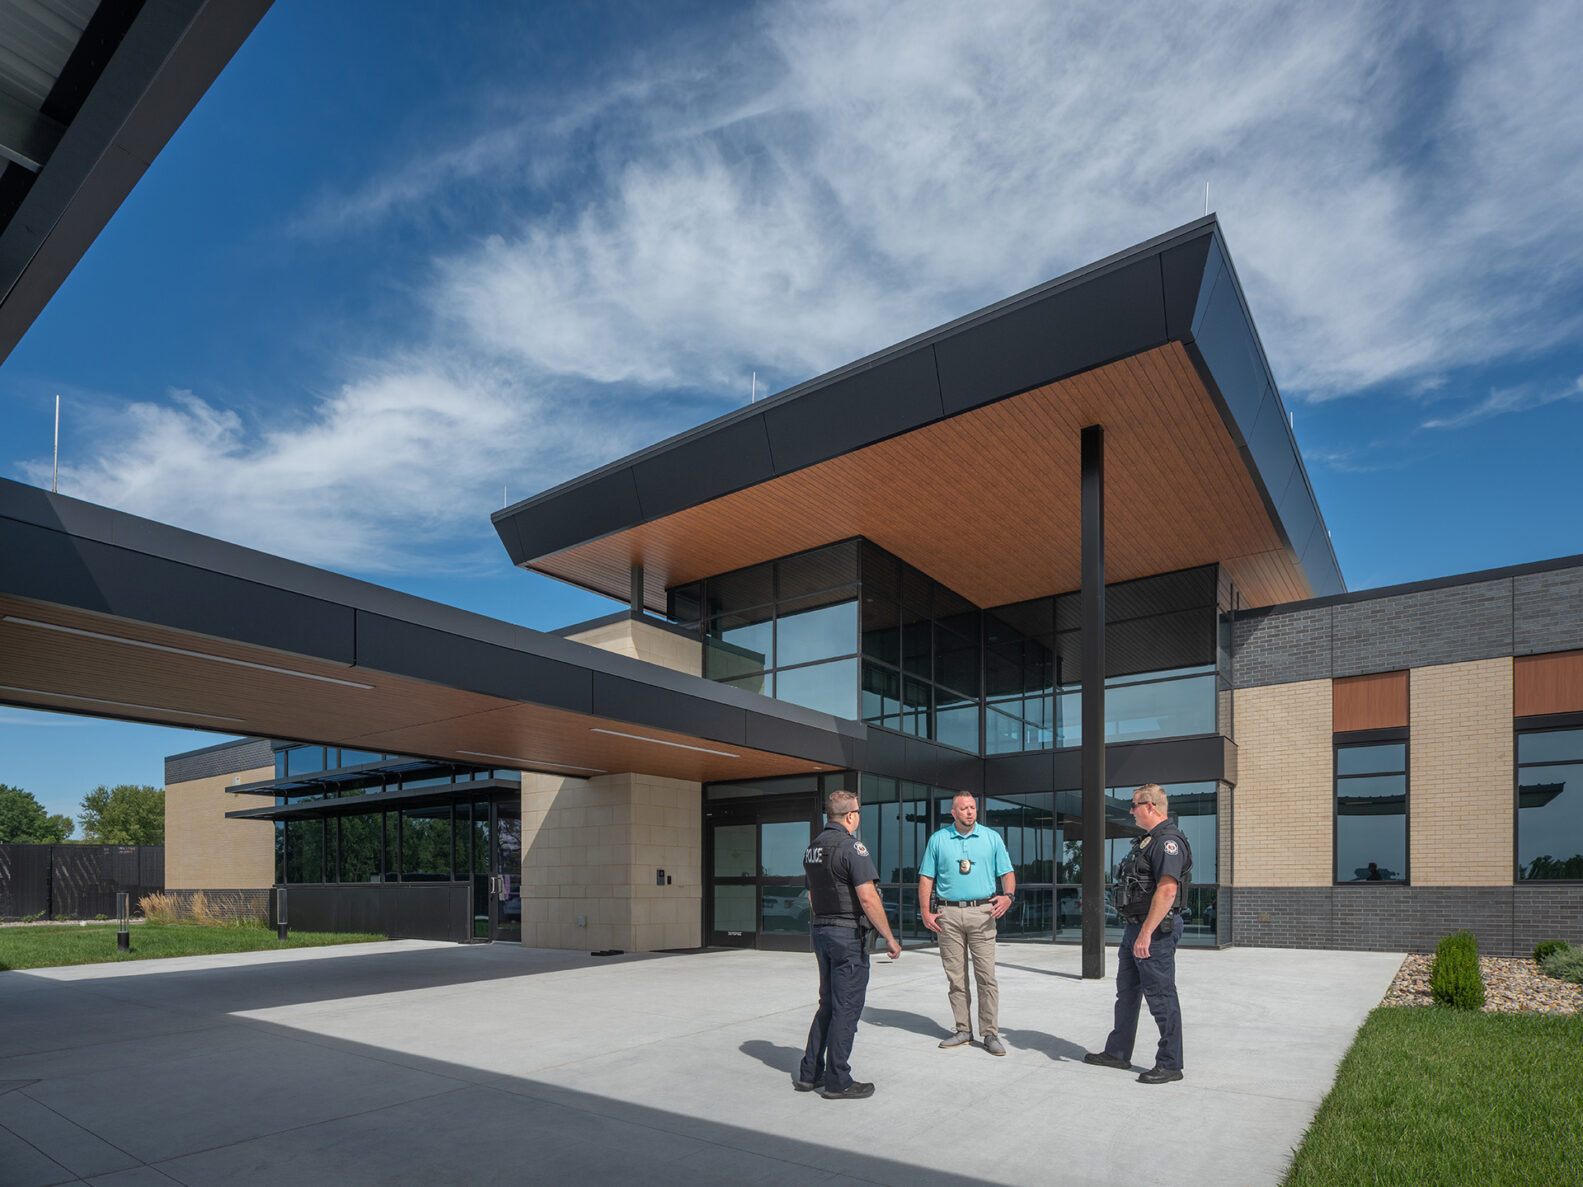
1080, 425, 1106, 980
630, 564, 645, 614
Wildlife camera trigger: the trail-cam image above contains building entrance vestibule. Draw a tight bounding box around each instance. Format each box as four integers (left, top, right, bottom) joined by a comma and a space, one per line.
706, 796, 818, 951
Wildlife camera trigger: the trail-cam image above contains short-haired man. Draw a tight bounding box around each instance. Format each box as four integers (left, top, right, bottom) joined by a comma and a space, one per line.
918, 792, 1015, 1055
799, 789, 902, 1100
1084, 783, 1193, 1084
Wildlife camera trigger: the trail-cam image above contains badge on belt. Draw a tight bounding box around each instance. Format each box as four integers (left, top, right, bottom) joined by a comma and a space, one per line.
958, 858, 973, 875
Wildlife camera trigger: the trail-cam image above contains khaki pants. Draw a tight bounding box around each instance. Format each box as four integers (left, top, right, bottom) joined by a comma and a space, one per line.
938, 902, 999, 1036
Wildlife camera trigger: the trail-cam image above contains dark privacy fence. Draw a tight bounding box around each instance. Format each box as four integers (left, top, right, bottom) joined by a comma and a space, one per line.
0, 844, 164, 920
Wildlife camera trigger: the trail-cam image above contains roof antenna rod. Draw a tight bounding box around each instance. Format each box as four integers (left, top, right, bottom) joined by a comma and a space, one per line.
503, 484, 508, 508
1204, 182, 1209, 217
751, 370, 757, 403
52, 394, 60, 493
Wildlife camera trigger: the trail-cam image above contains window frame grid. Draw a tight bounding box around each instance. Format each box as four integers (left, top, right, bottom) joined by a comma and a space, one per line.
1332, 726, 1410, 887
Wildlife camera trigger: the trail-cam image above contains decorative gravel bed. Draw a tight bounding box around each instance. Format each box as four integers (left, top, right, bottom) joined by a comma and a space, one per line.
1382, 954, 1581, 1014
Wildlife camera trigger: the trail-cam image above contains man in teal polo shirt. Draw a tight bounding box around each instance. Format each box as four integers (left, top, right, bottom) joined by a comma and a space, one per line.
918, 792, 1016, 1055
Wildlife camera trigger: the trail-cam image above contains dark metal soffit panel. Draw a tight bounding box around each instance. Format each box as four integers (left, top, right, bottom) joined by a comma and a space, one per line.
0, 0, 274, 366
493, 215, 1344, 601
0, 477, 865, 768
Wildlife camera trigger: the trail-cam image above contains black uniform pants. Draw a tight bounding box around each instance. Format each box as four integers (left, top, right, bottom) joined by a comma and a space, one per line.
800, 924, 870, 1090
1104, 915, 1184, 1071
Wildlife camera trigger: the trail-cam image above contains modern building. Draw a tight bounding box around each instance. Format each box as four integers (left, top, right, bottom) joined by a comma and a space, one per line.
130, 217, 1582, 961
0, 7, 1576, 965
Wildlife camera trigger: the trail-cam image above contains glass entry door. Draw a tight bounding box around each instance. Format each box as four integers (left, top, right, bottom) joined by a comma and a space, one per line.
707, 800, 816, 951
472, 798, 522, 942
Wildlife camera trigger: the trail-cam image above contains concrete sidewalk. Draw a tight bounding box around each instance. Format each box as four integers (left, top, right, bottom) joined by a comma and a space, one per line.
0, 940, 1401, 1186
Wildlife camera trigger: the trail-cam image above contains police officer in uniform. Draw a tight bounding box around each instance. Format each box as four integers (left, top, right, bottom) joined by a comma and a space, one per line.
1084, 783, 1192, 1084
798, 789, 902, 1100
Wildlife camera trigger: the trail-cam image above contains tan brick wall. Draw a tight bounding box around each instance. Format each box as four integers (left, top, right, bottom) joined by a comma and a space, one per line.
1410, 658, 1513, 886
164, 766, 276, 889
1231, 681, 1332, 886
565, 618, 701, 676
519, 771, 701, 951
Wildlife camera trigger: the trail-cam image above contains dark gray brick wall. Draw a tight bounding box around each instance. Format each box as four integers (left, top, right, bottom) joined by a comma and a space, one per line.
1331, 580, 1512, 677
1231, 607, 1333, 687
1233, 559, 1583, 688
1514, 568, 1583, 655
1232, 885, 1583, 955
164, 738, 274, 785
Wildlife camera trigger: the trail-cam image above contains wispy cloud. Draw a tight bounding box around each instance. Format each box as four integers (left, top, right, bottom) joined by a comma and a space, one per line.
0, 709, 89, 728
1422, 376, 1583, 430
23, 0, 1583, 573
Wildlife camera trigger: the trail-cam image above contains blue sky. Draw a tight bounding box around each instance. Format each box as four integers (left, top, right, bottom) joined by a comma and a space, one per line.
3, 0, 1581, 822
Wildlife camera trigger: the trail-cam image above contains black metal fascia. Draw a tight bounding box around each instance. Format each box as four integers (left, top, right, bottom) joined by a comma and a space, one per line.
0, 0, 275, 365
0, 477, 863, 769
493, 214, 1344, 602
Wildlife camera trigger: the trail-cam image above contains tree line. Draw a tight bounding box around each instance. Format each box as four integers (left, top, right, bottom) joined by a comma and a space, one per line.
0, 784, 164, 845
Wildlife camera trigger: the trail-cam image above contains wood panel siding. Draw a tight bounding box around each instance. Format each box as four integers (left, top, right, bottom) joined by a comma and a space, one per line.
1515, 650, 1583, 717
1333, 670, 1409, 733
527, 343, 1312, 611
0, 596, 825, 785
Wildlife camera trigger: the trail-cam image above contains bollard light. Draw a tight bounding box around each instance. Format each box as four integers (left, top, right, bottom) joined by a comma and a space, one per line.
276, 886, 289, 941
116, 891, 130, 952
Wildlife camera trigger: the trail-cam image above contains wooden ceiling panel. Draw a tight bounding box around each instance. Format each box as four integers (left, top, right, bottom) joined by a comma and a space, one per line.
0, 597, 825, 783
530, 343, 1312, 609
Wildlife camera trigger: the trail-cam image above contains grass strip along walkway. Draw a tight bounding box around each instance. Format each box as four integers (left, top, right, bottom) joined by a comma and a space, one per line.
0, 923, 386, 970
1285, 1007, 1583, 1186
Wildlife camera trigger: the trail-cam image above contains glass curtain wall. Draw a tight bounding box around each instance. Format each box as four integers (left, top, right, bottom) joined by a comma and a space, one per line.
1516, 725, 1583, 880
670, 540, 861, 717
984, 567, 1221, 754
859, 773, 953, 945
275, 801, 505, 886
979, 781, 1219, 946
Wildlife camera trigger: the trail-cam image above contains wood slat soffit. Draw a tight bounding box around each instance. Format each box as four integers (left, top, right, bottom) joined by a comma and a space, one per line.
530, 343, 1311, 611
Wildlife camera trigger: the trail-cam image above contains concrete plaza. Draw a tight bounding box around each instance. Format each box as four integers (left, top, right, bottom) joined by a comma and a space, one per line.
0, 939, 1401, 1186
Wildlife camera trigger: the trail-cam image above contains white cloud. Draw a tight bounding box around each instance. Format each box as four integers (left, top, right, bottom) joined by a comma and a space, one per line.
29, 0, 1583, 572
1422, 376, 1583, 430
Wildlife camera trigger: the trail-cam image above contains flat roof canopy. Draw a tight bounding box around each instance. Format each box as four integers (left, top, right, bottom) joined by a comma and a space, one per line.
0, 479, 860, 782
495, 217, 1343, 611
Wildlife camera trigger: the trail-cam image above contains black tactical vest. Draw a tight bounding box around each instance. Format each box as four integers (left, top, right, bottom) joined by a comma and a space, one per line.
1113, 822, 1192, 923
804, 823, 863, 921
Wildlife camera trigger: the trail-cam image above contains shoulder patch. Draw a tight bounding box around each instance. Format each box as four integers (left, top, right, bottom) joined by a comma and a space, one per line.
853, 841, 869, 856
1164, 840, 1179, 854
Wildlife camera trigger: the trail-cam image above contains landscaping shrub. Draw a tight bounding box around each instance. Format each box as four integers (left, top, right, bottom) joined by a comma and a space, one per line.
1429, 930, 1486, 1010
1532, 939, 1570, 964
1539, 945, 1583, 985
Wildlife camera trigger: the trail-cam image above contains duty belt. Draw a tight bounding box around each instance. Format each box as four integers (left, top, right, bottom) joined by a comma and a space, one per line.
812, 915, 865, 928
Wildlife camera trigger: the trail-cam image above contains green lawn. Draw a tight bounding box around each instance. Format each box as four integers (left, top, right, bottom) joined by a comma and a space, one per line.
1285, 1008, 1583, 1186
0, 924, 387, 971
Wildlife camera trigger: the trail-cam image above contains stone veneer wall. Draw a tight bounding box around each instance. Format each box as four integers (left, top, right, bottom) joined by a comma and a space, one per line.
519, 771, 702, 952
1410, 658, 1514, 886
564, 617, 701, 675
164, 765, 276, 890
1229, 680, 1331, 887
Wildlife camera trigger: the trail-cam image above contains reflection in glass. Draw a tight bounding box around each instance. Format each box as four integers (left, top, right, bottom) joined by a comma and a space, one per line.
761, 820, 812, 876
713, 824, 755, 878
935, 687, 978, 752
339, 813, 382, 883
286, 746, 325, 776
762, 885, 811, 933
1517, 763, 1583, 880
714, 884, 756, 932
776, 659, 859, 717
862, 594, 900, 665
1518, 728, 1583, 766
997, 887, 1053, 939
1336, 773, 1406, 882
706, 607, 773, 678
1337, 744, 1407, 776
777, 598, 857, 667
384, 812, 399, 882
401, 806, 452, 881
284, 818, 324, 883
